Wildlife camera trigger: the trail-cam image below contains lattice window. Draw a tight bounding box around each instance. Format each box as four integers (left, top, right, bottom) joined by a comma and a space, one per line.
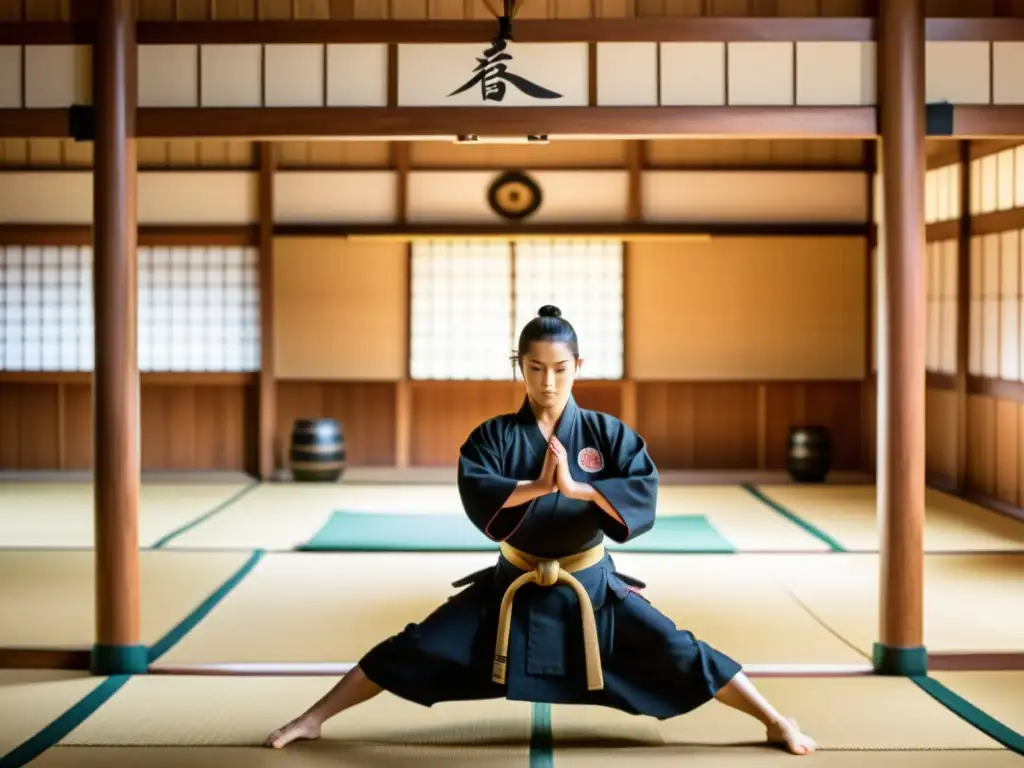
513, 240, 624, 380
409, 239, 625, 381
968, 230, 1023, 382
138, 246, 260, 372
970, 145, 1024, 215
0, 245, 260, 373
0, 246, 91, 372
409, 240, 513, 380
925, 240, 957, 375
924, 163, 960, 224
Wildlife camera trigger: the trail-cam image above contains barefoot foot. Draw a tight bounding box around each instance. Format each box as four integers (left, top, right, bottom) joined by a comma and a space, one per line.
264, 715, 322, 749
766, 718, 816, 756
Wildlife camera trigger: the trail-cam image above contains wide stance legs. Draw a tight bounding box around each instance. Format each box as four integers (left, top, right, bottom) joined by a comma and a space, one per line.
264, 667, 816, 756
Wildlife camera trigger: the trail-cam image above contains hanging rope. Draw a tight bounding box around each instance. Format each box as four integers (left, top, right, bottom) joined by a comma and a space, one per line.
481, 0, 523, 20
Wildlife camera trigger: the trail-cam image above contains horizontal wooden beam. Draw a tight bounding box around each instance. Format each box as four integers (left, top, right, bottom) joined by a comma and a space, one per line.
925, 220, 959, 242
967, 375, 1024, 402
273, 222, 872, 239
0, 224, 259, 247
926, 371, 957, 390
1, 105, 1019, 140
952, 106, 1024, 138
0, 372, 257, 385
970, 206, 1024, 236
2, 18, 1024, 46
0, 107, 879, 139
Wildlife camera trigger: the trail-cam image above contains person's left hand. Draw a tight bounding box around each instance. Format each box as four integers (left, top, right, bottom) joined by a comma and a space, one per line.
549, 437, 582, 499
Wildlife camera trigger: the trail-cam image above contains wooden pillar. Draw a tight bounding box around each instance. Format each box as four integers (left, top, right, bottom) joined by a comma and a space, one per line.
91, 0, 144, 675
875, 0, 927, 676
258, 143, 276, 480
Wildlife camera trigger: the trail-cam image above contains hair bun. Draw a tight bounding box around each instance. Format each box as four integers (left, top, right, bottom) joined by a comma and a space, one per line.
537, 305, 562, 318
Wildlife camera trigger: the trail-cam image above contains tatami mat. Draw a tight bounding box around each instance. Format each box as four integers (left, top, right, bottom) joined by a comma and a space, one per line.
755, 485, 1024, 552
58, 675, 532, 748
0, 481, 251, 548
165, 483, 831, 552
153, 552, 864, 666
0, 671, 101, 757
164, 483, 465, 550
654, 486, 831, 551
0, 549, 254, 648
753, 553, 1024, 654
931, 671, 1024, 735
33, 745, 530, 768
551, 677, 1010, 764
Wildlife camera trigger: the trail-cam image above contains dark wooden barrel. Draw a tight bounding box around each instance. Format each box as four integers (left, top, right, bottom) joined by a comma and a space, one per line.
786, 426, 832, 483
290, 418, 346, 482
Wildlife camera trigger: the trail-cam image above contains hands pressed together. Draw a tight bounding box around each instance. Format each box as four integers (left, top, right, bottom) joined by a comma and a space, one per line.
538, 436, 589, 500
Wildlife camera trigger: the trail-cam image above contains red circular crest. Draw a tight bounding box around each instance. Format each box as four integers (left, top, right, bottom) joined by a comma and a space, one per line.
577, 447, 604, 473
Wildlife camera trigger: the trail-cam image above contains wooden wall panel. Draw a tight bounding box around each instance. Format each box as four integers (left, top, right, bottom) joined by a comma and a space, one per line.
276, 381, 397, 468
862, 378, 876, 473
966, 394, 998, 496
140, 384, 256, 471
573, 380, 623, 419
409, 382, 518, 467
635, 381, 863, 471
963, 393, 1024, 508
925, 387, 959, 486
0, 380, 258, 472
0, 382, 60, 469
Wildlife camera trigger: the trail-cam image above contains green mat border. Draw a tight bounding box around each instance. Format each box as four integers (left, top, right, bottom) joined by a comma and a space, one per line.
911, 675, 1024, 755
147, 549, 264, 663
0, 549, 265, 768
150, 482, 260, 549
741, 483, 847, 552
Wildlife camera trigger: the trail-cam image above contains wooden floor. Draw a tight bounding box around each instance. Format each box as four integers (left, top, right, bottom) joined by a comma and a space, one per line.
0, 476, 1021, 765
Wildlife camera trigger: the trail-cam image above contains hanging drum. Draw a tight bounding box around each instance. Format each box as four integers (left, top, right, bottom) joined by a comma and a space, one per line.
290, 418, 347, 482
487, 171, 542, 220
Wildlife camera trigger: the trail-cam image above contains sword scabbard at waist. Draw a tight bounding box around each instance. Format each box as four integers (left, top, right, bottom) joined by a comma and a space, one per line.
492, 541, 605, 692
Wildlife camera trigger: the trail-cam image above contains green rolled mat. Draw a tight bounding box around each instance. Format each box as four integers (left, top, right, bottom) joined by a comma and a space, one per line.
297, 512, 736, 553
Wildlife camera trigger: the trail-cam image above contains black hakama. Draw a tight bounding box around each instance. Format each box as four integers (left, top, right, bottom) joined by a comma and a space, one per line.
359, 396, 743, 720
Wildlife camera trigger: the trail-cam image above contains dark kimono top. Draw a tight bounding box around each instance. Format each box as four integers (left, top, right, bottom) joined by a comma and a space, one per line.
457, 395, 658, 558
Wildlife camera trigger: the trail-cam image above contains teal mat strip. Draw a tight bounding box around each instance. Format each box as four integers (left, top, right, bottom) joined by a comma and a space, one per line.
150, 482, 260, 549
912, 676, 1024, 755
147, 548, 264, 663
529, 702, 554, 768
741, 483, 847, 552
0, 675, 130, 768
0, 548, 265, 767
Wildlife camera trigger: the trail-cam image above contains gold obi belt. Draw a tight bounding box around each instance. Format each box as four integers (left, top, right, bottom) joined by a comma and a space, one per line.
493, 540, 606, 692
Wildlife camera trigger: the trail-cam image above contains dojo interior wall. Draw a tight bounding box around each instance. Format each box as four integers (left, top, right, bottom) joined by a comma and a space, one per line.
0, 137, 873, 474
862, 139, 1024, 515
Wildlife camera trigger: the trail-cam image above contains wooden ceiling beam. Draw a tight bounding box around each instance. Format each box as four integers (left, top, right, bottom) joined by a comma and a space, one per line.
1, 18, 1023, 46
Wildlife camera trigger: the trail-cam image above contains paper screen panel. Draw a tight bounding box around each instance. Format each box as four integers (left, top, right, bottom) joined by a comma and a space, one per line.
0, 246, 91, 372
968, 236, 983, 375
512, 240, 623, 380
409, 241, 513, 381
0, 245, 259, 373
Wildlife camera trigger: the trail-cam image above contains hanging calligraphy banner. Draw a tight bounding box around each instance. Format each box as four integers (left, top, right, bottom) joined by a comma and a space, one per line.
397, 41, 588, 107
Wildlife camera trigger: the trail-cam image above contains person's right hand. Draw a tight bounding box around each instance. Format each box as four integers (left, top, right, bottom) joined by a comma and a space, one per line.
537, 440, 558, 493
